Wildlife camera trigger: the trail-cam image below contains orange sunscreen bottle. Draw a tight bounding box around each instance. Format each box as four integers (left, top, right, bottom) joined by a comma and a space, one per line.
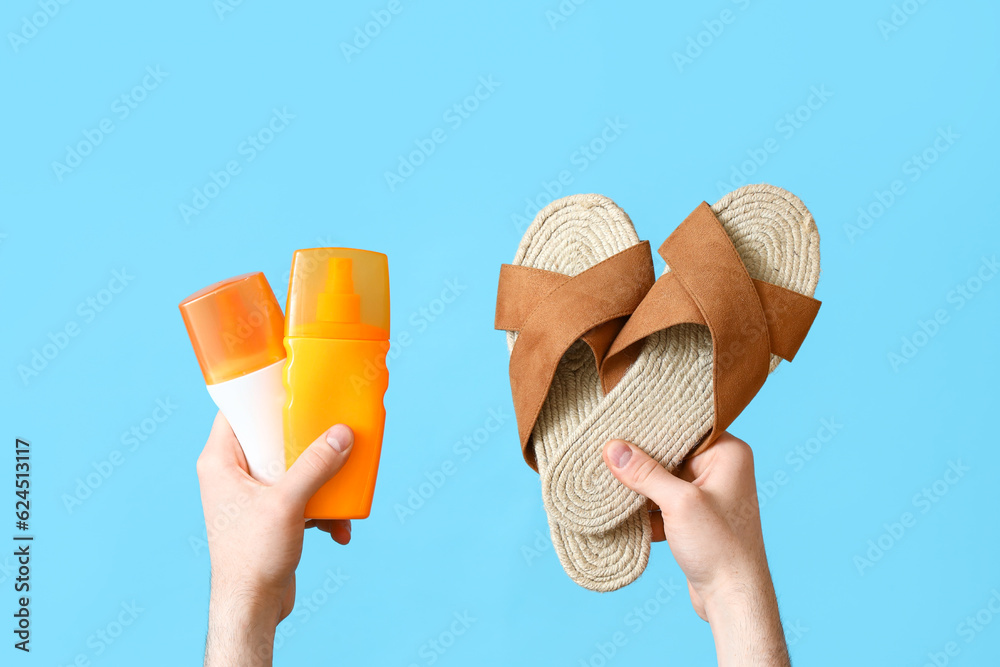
283, 248, 390, 519
179, 273, 287, 484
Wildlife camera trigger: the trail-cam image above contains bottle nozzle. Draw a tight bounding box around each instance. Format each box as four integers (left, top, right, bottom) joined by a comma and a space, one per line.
284, 248, 389, 339
317, 258, 361, 322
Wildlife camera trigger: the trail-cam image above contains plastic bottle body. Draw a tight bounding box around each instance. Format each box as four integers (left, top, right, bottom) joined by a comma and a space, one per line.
206, 358, 287, 484
283, 337, 389, 519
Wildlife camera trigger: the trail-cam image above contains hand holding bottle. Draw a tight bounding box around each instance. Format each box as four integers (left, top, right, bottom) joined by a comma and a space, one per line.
197, 412, 354, 666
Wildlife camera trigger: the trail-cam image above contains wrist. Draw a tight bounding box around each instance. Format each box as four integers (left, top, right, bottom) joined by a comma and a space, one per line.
206, 579, 282, 667
702, 563, 789, 667
209, 564, 285, 610
701, 558, 776, 617
208, 590, 281, 625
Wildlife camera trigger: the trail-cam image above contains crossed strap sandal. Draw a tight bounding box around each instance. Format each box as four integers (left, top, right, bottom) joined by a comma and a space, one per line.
495, 194, 659, 592
497, 185, 822, 591
544, 189, 822, 539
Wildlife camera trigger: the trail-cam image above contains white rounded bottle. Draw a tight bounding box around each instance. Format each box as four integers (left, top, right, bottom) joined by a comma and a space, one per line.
179, 272, 287, 484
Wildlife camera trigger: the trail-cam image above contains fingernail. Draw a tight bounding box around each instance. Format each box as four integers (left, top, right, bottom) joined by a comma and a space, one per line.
326, 425, 353, 453
607, 440, 632, 468
345, 521, 352, 535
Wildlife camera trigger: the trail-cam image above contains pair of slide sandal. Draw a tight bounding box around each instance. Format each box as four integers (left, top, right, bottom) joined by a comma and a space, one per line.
494, 184, 821, 591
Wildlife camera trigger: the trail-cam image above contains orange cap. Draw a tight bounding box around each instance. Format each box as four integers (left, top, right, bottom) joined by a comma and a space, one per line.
179, 272, 286, 385
285, 248, 389, 340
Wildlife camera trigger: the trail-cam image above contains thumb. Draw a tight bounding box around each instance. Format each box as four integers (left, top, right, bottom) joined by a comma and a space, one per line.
602, 439, 693, 510
278, 424, 354, 507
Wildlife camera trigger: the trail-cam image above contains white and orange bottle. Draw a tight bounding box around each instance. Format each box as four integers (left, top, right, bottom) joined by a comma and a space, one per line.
179, 272, 287, 484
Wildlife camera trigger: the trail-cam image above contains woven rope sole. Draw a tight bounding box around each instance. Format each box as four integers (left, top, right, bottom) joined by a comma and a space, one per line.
543, 184, 821, 543
506, 185, 820, 591
506, 193, 651, 592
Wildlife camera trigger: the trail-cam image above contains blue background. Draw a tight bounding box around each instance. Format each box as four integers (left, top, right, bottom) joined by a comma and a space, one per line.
3, 0, 999, 664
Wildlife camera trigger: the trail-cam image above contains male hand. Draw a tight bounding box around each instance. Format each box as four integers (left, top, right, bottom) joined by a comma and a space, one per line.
197, 412, 354, 666
603, 433, 790, 667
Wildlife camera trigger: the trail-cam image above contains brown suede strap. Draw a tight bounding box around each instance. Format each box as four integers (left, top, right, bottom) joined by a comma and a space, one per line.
494, 242, 655, 469
601, 276, 822, 385
602, 203, 821, 454
495, 267, 622, 372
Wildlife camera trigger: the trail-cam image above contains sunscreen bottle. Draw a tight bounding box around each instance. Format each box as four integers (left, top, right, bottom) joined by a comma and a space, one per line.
283, 248, 390, 519
179, 272, 287, 484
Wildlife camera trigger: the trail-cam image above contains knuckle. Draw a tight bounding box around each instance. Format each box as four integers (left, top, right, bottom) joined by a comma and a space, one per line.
731, 438, 753, 458
631, 458, 662, 488
301, 444, 337, 475
731, 440, 755, 470
720, 433, 752, 456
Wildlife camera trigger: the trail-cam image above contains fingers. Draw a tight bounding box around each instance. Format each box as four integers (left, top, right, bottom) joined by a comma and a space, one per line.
276, 425, 354, 508
330, 523, 351, 545
308, 519, 353, 545
603, 439, 696, 513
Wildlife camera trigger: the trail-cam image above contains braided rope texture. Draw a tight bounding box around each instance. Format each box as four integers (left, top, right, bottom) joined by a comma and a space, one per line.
504, 185, 821, 592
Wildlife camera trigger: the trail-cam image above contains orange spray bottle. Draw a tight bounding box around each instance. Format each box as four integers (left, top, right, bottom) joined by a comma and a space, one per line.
283, 248, 390, 519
